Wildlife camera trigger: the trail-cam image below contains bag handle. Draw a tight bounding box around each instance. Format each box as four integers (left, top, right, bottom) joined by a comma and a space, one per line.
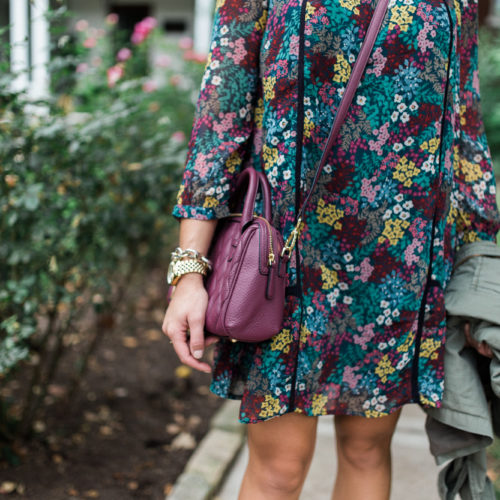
281, 0, 390, 258
231, 166, 273, 225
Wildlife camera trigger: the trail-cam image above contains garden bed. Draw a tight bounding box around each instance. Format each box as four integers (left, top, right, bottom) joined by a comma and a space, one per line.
0, 266, 223, 499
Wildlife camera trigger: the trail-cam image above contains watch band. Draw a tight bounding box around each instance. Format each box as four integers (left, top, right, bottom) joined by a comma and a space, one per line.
171, 247, 212, 270
168, 258, 209, 285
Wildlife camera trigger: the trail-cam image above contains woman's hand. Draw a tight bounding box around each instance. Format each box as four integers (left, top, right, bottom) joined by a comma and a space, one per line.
162, 273, 220, 373
463, 321, 493, 358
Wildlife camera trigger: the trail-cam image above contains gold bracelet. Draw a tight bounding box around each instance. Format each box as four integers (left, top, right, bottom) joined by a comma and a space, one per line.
171, 247, 212, 270
167, 257, 210, 286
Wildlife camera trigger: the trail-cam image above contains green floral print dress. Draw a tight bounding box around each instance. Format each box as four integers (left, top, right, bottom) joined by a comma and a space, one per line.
171, 0, 500, 423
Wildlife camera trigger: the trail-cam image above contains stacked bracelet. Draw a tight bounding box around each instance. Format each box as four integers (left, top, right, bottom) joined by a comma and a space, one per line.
167, 247, 212, 286
170, 247, 212, 270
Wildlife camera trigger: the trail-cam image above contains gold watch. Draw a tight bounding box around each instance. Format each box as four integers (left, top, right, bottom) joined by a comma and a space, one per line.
167, 258, 209, 286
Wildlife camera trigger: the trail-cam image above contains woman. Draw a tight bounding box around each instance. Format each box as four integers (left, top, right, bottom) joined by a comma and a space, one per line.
162, 0, 500, 496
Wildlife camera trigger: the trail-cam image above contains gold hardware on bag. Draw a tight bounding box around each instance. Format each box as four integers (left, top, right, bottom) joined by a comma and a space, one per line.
281, 217, 303, 258
228, 212, 276, 266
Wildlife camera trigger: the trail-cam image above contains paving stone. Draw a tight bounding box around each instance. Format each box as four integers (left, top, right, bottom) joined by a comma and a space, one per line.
211, 399, 246, 435
167, 472, 211, 500
186, 429, 244, 480
166, 400, 245, 500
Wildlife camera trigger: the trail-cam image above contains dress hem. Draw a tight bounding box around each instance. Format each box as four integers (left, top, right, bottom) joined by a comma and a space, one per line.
208, 382, 439, 425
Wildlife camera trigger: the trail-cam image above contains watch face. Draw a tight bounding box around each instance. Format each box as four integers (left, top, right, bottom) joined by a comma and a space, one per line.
167, 260, 175, 285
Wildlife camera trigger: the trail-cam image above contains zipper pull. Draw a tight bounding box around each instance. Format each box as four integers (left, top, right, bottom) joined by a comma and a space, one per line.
268, 251, 275, 266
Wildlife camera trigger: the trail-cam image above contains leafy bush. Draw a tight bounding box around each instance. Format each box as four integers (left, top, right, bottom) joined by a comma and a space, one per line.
478, 26, 500, 176
0, 9, 206, 436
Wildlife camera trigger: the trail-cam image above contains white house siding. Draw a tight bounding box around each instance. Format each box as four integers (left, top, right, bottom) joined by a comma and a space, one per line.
66, 0, 214, 53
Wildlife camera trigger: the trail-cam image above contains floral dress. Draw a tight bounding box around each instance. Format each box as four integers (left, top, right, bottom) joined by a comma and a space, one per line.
171, 0, 500, 423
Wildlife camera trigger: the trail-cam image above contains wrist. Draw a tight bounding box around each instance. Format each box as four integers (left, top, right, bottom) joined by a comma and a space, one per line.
175, 272, 205, 287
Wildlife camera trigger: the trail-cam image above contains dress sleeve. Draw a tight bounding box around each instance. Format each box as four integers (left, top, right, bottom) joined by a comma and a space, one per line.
171, 0, 268, 220
449, 0, 500, 248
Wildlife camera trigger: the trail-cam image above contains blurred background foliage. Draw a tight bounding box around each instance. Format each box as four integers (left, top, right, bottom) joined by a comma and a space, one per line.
0, 7, 205, 443
478, 27, 500, 177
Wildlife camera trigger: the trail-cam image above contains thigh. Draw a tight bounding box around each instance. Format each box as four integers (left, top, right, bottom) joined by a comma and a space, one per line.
334, 409, 402, 447
247, 410, 319, 465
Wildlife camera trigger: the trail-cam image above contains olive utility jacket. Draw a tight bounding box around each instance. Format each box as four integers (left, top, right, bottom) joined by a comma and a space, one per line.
424, 240, 500, 500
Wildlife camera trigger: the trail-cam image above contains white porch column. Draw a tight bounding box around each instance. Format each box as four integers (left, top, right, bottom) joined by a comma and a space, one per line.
30, 0, 50, 99
9, 0, 30, 93
193, 0, 215, 54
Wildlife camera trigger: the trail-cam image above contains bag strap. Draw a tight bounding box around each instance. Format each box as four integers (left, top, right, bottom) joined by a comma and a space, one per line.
281, 0, 390, 258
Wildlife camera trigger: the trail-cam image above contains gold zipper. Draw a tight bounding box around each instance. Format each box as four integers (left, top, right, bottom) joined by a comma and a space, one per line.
227, 212, 275, 265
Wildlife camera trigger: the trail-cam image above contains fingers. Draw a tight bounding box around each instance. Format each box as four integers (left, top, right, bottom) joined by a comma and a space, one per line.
172, 333, 212, 373
463, 321, 472, 346
188, 312, 206, 360
477, 342, 493, 359
205, 335, 221, 348
463, 321, 493, 359
161, 283, 220, 373
162, 317, 212, 374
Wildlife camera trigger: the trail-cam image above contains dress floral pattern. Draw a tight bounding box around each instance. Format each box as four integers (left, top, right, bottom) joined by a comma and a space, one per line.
171, 0, 500, 423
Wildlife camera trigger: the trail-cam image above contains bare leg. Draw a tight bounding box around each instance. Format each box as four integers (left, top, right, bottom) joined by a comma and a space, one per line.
238, 411, 318, 500
332, 409, 402, 500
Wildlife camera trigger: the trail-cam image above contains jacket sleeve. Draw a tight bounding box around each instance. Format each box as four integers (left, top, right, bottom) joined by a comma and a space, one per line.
449, 0, 500, 249
171, 0, 268, 220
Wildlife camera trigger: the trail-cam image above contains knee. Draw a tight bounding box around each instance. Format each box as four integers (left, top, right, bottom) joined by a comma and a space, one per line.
250, 456, 310, 494
336, 434, 391, 471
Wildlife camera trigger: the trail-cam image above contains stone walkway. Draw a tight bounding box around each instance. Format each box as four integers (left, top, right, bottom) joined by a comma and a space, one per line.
214, 404, 441, 500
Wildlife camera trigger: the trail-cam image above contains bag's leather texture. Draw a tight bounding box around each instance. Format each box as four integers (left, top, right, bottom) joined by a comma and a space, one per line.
170, 0, 391, 342
204, 168, 289, 341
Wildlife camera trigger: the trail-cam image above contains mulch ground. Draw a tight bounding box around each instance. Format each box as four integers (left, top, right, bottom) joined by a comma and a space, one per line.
0, 266, 224, 499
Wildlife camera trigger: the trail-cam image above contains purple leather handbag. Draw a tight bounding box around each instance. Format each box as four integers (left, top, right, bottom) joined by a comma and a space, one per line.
204, 168, 289, 341
172, 0, 390, 343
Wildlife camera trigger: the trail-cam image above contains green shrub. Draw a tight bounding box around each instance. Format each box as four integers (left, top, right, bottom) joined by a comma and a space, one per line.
478, 27, 500, 177
0, 9, 206, 436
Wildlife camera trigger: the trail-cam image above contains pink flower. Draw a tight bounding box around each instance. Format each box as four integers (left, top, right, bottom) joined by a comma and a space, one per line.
169, 75, 181, 87
213, 112, 236, 139
228, 38, 246, 65
182, 50, 206, 63
342, 365, 362, 390
142, 80, 158, 93
182, 49, 196, 61
178, 36, 193, 50
76, 63, 88, 73
106, 13, 119, 25
107, 64, 124, 87
358, 257, 374, 283
141, 17, 158, 30
75, 19, 88, 32
131, 31, 146, 45
131, 17, 158, 45
83, 37, 97, 49
289, 35, 300, 57
353, 323, 375, 350
116, 48, 132, 62
154, 54, 172, 68
194, 53, 207, 64
171, 131, 186, 142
